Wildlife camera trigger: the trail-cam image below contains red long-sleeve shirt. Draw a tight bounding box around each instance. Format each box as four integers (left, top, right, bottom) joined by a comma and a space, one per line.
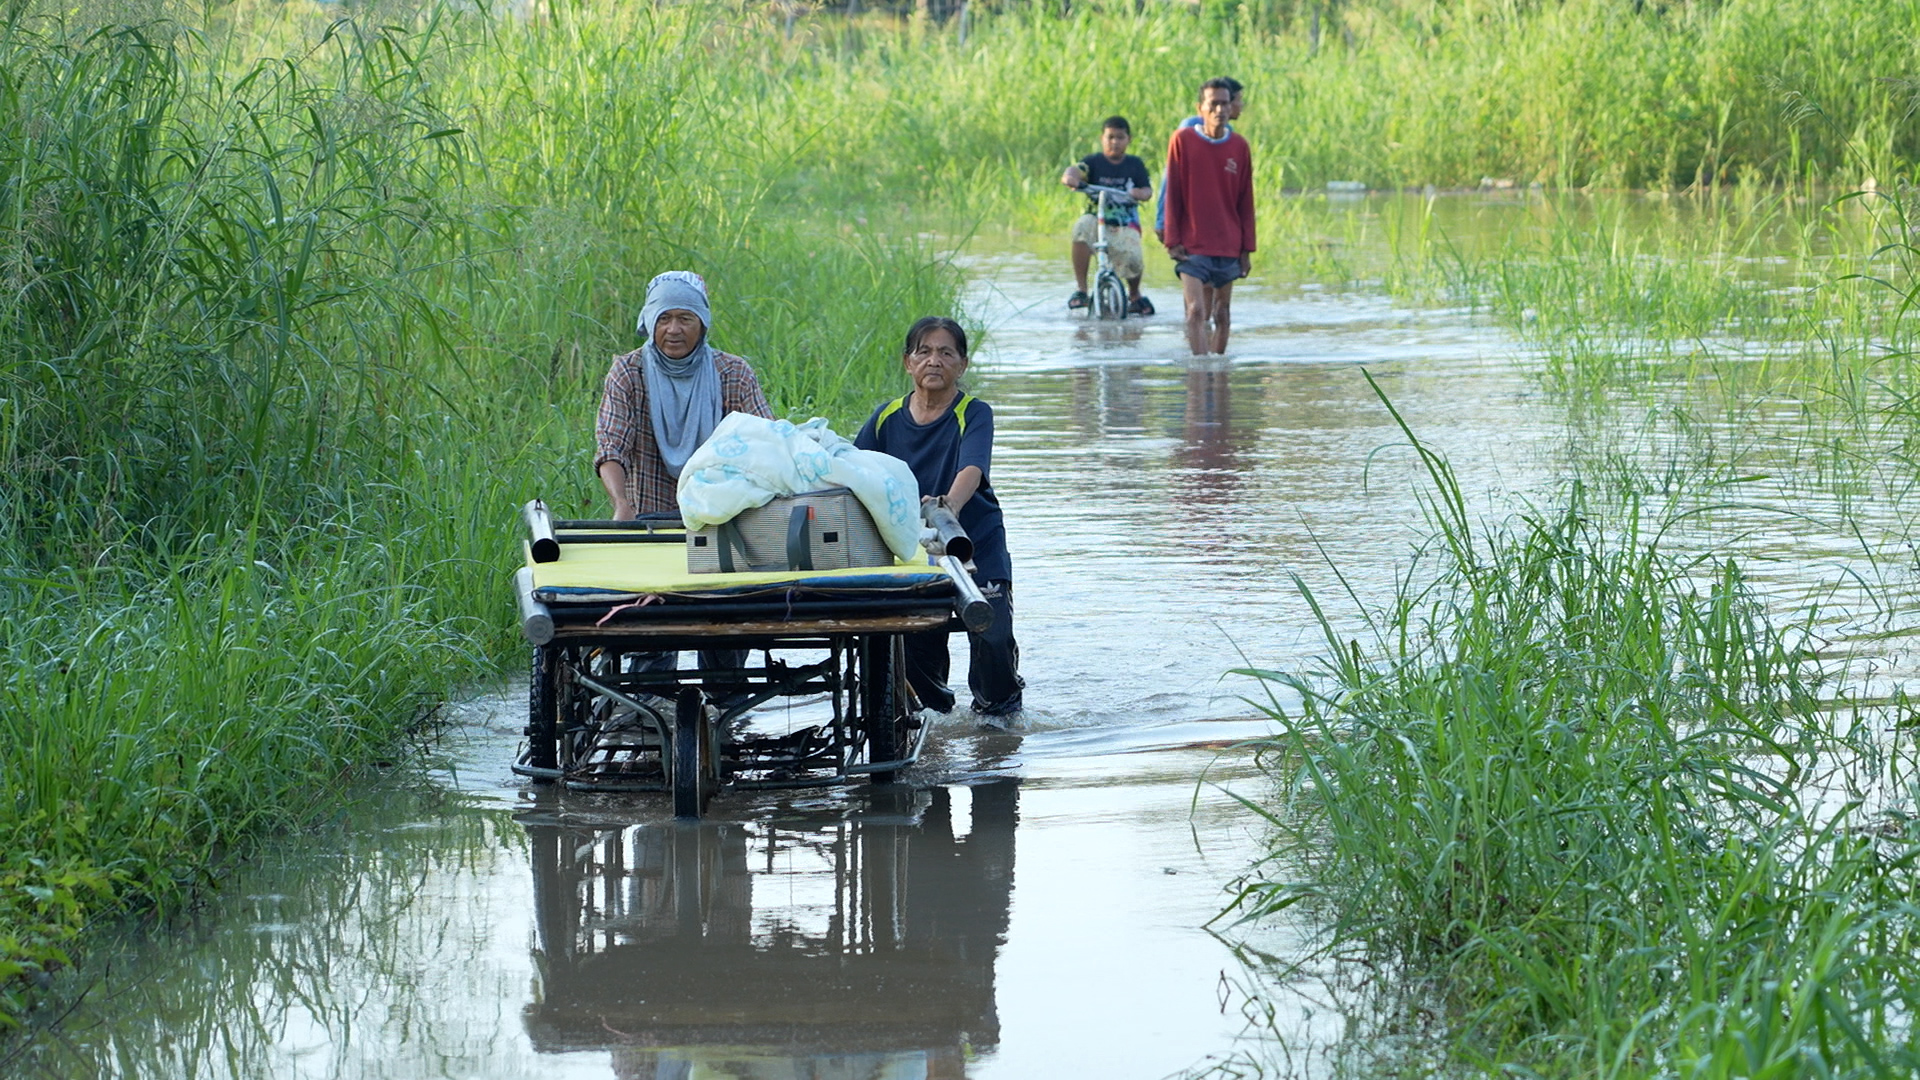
1162, 126, 1256, 259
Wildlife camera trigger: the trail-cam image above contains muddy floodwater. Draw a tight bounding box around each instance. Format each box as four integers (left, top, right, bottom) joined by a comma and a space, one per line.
33, 194, 1895, 1078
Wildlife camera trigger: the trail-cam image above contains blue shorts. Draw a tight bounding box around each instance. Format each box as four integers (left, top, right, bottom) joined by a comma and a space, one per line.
1175, 253, 1244, 289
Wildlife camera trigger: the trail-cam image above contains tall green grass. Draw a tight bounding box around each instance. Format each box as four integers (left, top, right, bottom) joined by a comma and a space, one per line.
1228, 384, 1920, 1074
767, 0, 1920, 223
0, 0, 958, 1020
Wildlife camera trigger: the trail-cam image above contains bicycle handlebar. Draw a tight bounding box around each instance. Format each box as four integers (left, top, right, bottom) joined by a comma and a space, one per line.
1077, 183, 1138, 208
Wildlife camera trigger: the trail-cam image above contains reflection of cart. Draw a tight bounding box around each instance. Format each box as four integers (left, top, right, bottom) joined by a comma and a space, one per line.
519, 780, 1018, 1073
512, 504, 989, 818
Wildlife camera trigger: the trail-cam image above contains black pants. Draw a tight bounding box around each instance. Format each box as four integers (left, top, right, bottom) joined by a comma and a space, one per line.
905, 580, 1023, 716
630, 649, 749, 689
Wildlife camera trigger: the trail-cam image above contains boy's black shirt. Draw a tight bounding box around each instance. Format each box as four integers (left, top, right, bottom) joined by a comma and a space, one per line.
1073, 152, 1150, 226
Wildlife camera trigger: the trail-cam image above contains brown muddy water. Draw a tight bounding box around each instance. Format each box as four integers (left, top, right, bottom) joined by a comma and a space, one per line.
32, 193, 1907, 1078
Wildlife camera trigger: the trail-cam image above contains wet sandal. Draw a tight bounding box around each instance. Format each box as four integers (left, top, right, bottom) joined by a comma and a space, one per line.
1130, 295, 1155, 316
1067, 290, 1090, 310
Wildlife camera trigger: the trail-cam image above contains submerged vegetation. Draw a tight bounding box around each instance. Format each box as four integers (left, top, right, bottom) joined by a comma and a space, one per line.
1212, 76, 1920, 1073
1231, 386, 1920, 1074
1211, 66, 1920, 1080
6, 0, 1920, 1051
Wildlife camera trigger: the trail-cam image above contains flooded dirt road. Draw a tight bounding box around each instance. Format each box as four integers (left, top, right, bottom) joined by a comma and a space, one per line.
12, 225, 1569, 1079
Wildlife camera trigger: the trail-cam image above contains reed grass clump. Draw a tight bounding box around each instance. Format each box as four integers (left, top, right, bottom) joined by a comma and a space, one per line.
1234, 386, 1920, 1073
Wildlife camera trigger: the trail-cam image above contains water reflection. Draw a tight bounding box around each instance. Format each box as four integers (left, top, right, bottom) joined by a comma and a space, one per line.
1069, 317, 1146, 352
3, 773, 540, 1080
1065, 364, 1149, 439
1176, 358, 1246, 512
520, 779, 1020, 1078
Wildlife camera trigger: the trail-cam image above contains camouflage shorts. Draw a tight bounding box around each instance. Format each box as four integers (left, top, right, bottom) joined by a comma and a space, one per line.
1070, 215, 1144, 281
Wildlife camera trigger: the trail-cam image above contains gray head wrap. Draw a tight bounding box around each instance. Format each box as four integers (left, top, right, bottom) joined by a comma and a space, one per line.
637, 270, 722, 481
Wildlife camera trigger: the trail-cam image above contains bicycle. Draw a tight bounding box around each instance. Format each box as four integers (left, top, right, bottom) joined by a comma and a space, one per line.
1076, 184, 1136, 321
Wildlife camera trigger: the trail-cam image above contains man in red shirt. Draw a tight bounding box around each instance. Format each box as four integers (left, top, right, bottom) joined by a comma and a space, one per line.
1162, 78, 1255, 356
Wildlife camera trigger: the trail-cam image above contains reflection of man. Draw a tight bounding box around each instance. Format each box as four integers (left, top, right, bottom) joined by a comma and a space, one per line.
1183, 363, 1233, 463
1176, 361, 1247, 511
1162, 78, 1256, 356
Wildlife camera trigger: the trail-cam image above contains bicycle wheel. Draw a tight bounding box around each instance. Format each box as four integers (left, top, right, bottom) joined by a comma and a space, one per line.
1094, 270, 1128, 321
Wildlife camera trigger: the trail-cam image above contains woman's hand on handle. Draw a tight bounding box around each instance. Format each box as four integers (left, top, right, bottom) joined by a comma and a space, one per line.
931, 465, 983, 514
598, 460, 636, 520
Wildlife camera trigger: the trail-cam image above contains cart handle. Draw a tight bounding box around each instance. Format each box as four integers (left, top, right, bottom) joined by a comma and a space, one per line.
921, 501, 990, 632
524, 499, 560, 563
515, 566, 555, 645
921, 500, 974, 563
940, 555, 995, 634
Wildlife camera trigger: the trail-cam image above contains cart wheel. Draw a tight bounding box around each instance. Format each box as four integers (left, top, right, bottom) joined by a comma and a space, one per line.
859, 634, 911, 784
671, 687, 713, 819
525, 645, 559, 779
555, 648, 595, 772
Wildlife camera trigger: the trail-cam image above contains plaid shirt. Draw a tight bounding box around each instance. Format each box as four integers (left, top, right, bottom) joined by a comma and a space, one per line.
594, 348, 773, 515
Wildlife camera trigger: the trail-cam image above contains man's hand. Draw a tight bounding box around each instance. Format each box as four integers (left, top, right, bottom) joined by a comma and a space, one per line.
1239, 252, 1252, 277
1060, 166, 1085, 189
1168, 244, 1189, 260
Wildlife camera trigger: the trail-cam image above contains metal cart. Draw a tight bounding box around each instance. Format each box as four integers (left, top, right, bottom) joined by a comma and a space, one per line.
512, 502, 989, 818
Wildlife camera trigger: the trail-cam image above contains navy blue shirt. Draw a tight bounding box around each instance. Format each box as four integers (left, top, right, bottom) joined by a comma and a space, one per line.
854, 393, 1011, 583
1073, 152, 1151, 228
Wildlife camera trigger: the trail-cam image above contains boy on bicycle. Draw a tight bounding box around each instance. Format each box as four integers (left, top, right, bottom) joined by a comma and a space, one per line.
1059, 116, 1155, 315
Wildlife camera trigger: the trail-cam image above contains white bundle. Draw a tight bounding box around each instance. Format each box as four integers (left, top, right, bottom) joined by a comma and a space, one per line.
675, 413, 922, 562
